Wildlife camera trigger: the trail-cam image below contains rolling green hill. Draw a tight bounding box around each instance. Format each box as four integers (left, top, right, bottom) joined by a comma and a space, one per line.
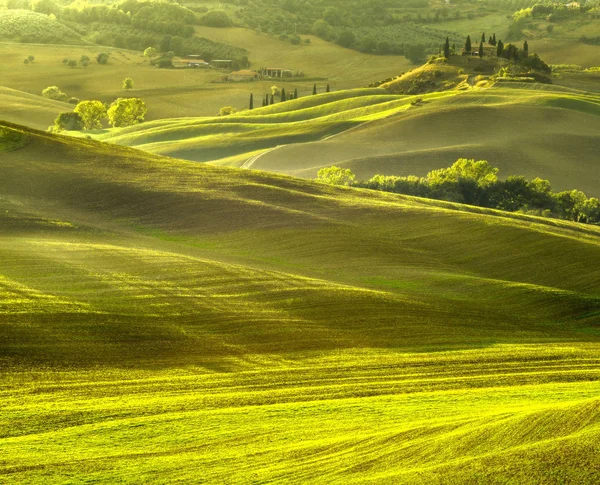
99, 71, 600, 197
2, 121, 600, 483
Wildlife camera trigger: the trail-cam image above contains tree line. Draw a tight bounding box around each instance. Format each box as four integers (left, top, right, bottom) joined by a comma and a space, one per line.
317, 160, 600, 224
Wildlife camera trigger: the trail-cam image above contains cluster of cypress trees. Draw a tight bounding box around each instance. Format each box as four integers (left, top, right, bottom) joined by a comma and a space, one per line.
250, 84, 331, 109
443, 32, 529, 61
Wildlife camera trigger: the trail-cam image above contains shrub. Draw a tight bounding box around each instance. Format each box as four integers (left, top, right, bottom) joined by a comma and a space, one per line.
219, 106, 236, 116
317, 166, 356, 186
53, 111, 83, 131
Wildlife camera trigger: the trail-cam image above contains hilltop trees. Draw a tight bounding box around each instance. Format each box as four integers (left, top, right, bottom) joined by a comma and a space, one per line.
465, 35, 472, 54
496, 40, 504, 57
443, 36, 450, 59
74, 100, 107, 130
351, 159, 600, 224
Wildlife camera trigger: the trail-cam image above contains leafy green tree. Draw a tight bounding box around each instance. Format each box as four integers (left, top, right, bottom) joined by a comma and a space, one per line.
405, 44, 426, 64
53, 112, 83, 132
80, 55, 90, 63
107, 98, 147, 127
201, 10, 233, 27
96, 52, 109, 64
27, 55, 34, 62
336, 30, 355, 48
24, 58, 30, 65
317, 166, 356, 186
555, 190, 588, 221
74, 100, 107, 130
144, 47, 158, 58
68, 59, 77, 68
123, 77, 134, 90
465, 35, 472, 54
443, 36, 450, 58
42, 86, 63, 100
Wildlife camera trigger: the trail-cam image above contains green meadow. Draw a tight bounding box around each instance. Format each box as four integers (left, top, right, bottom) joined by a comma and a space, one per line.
0, 30, 410, 129
2, 120, 600, 483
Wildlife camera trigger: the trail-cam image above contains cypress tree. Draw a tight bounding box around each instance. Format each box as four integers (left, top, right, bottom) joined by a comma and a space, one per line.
496, 39, 504, 57
281, 88, 286, 102
492, 33, 496, 45
294, 88, 298, 99
249, 93, 253, 110
481, 32, 486, 44
479, 41, 484, 58
313, 83, 317, 95
270, 94, 274, 105
465, 35, 472, 54
523, 40, 529, 58
444, 36, 450, 59
326, 84, 330, 92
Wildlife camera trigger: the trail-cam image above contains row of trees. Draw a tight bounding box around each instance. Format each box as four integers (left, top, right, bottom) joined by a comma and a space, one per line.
317, 160, 600, 224
52, 98, 147, 132
252, 84, 331, 109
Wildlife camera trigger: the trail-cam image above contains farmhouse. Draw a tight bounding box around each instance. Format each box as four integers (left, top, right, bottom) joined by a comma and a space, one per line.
173, 55, 210, 68
261, 67, 294, 78
228, 70, 259, 82
212, 59, 234, 68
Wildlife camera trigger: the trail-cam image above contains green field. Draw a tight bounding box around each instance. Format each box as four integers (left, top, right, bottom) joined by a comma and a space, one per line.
2, 121, 600, 483
0, 30, 410, 127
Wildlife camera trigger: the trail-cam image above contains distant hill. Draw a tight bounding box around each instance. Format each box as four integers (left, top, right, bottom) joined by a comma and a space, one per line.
99, 63, 600, 197
0, 9, 82, 44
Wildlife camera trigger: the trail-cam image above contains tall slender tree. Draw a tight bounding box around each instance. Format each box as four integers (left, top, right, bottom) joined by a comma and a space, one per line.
496, 39, 504, 57
326, 84, 330, 93
294, 88, 298, 99
249, 93, 254, 110
523, 40, 529, 58
265, 94, 269, 106
465, 35, 472, 54
281, 88, 286, 102
444, 36, 450, 58
479, 41, 484, 58
313, 84, 317, 95
481, 32, 486, 44
270, 94, 274, 105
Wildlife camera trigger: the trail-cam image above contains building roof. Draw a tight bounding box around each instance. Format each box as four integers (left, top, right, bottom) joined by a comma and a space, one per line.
266, 68, 293, 71
230, 70, 258, 76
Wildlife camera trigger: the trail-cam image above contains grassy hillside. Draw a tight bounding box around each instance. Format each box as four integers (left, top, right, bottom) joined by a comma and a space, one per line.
0, 86, 70, 130
98, 70, 600, 196
0, 30, 410, 126
0, 9, 82, 44
2, 121, 600, 483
